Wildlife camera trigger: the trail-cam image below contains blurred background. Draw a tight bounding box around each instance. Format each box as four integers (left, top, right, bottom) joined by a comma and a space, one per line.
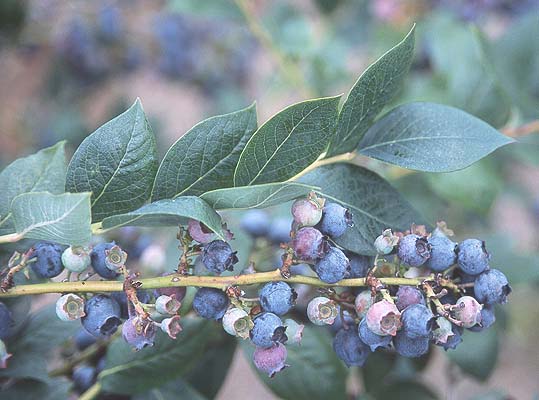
0, 0, 538, 399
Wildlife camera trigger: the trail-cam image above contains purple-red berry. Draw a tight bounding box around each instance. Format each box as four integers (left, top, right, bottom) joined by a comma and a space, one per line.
253, 343, 288, 377
292, 227, 328, 261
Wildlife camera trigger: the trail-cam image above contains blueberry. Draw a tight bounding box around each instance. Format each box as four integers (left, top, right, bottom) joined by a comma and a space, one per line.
374, 229, 399, 255
354, 291, 374, 319
155, 295, 181, 315
397, 235, 431, 267
201, 240, 238, 274
474, 269, 511, 305
259, 282, 297, 315
291, 198, 323, 227
250, 312, 287, 348
268, 218, 292, 244
358, 318, 392, 352
314, 247, 350, 284
333, 327, 370, 367
469, 305, 496, 332
292, 227, 328, 261
426, 235, 456, 272
366, 300, 402, 336
401, 304, 435, 339
318, 202, 353, 238
393, 330, 430, 358
74, 329, 97, 351
457, 239, 490, 275
188, 220, 215, 244
72, 365, 96, 392
241, 210, 270, 237
192, 288, 229, 320
90, 242, 120, 279
31, 242, 66, 278
453, 296, 482, 328
253, 342, 288, 377
439, 324, 463, 351
395, 286, 426, 311
161, 315, 182, 339
97, 5, 123, 42
56, 294, 85, 321
222, 307, 253, 339
0, 302, 14, 340
307, 297, 339, 325
154, 272, 187, 302
431, 317, 455, 345
62, 246, 91, 273
81, 294, 122, 338
122, 316, 157, 350
348, 254, 371, 278
111, 290, 152, 319
283, 318, 304, 345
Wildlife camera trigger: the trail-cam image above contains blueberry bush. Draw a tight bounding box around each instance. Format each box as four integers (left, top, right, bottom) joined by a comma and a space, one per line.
0, 3, 536, 399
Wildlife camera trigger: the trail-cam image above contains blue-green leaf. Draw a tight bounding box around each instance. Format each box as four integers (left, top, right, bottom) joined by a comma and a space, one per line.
358, 102, 514, 172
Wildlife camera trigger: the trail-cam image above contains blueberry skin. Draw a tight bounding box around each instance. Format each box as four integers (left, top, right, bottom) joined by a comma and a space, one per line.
426, 235, 456, 272
81, 294, 122, 338
268, 218, 292, 244
401, 304, 435, 339
393, 330, 430, 358
250, 312, 287, 348
31, 242, 66, 278
0, 302, 14, 340
474, 269, 511, 305
457, 239, 490, 275
318, 203, 352, 238
440, 325, 463, 350
259, 282, 296, 316
348, 254, 371, 278
192, 288, 229, 320
74, 329, 97, 351
241, 210, 270, 237
315, 247, 350, 284
72, 365, 96, 392
90, 242, 120, 279
358, 318, 392, 352
202, 240, 238, 274
395, 286, 426, 312
111, 290, 152, 319
397, 235, 431, 267
333, 327, 370, 367
469, 305, 496, 332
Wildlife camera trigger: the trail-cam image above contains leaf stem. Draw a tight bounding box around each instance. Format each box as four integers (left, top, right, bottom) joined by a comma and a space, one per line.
0, 232, 24, 244
78, 382, 102, 400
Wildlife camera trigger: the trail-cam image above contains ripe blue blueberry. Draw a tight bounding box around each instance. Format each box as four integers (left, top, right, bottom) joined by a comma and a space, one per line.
291, 198, 323, 227
395, 286, 426, 311
202, 240, 238, 274
240, 209, 270, 237
0, 302, 13, 340
474, 269, 511, 305
333, 327, 370, 367
393, 330, 430, 358
90, 242, 120, 279
292, 227, 328, 261
314, 247, 350, 284
469, 305, 496, 332
112, 290, 151, 319
318, 202, 353, 238
72, 365, 96, 392
250, 312, 287, 348
268, 218, 292, 244
358, 318, 392, 352
426, 235, 457, 272
397, 235, 431, 267
192, 288, 229, 320
31, 242, 66, 278
122, 316, 157, 350
457, 239, 490, 275
348, 254, 371, 278
253, 342, 288, 377
401, 304, 435, 339
74, 329, 97, 351
81, 294, 122, 338
259, 282, 297, 315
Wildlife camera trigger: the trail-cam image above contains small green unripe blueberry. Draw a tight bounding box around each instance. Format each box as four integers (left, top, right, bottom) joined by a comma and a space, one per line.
105, 245, 127, 272
222, 307, 253, 339
155, 295, 181, 315
283, 318, 304, 345
161, 315, 182, 339
307, 297, 338, 326
374, 229, 399, 255
62, 246, 91, 273
56, 294, 86, 321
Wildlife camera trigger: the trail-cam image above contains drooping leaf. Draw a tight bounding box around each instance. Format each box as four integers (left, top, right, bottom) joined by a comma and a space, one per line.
358, 102, 514, 172
299, 163, 424, 255
326, 25, 415, 156
133, 379, 207, 400
100, 197, 223, 239
152, 103, 257, 200
200, 182, 316, 210
0, 142, 66, 233
234, 96, 341, 186
10, 192, 92, 245
243, 325, 348, 400
65, 99, 158, 222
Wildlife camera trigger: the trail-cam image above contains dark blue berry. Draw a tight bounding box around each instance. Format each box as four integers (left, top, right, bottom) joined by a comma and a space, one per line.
0, 302, 14, 340
474, 269, 511, 305
348, 254, 371, 278
318, 203, 353, 238
122, 316, 157, 350
74, 329, 97, 351
333, 327, 370, 367
440, 325, 463, 351
395, 286, 426, 311
292, 227, 328, 261
31, 242, 66, 278
111, 290, 151, 319
401, 304, 435, 339
250, 312, 287, 348
393, 330, 430, 357
259, 282, 297, 316
268, 218, 292, 244
240, 210, 270, 237
469, 305, 496, 332
315, 247, 350, 284
72, 365, 96, 392
426, 235, 456, 272
192, 288, 229, 320
202, 240, 238, 274
358, 318, 392, 352
397, 235, 431, 267
457, 239, 490, 275
90, 242, 120, 279
81, 294, 122, 338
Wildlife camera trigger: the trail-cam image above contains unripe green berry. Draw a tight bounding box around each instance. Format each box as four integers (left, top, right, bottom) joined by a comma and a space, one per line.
161, 315, 182, 339
222, 307, 253, 339
155, 295, 181, 315
62, 246, 91, 272
56, 294, 86, 321
307, 297, 338, 326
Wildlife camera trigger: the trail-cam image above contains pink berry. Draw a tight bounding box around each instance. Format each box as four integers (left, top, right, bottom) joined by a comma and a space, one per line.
253, 343, 289, 378
292, 227, 328, 261
366, 299, 402, 336
291, 198, 323, 227
453, 296, 482, 328
188, 219, 215, 244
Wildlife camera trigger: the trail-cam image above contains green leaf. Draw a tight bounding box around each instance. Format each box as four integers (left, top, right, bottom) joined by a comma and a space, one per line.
358, 102, 514, 172
299, 163, 424, 255
133, 379, 207, 400
234, 96, 341, 186
151, 103, 257, 201
447, 328, 499, 381
373, 381, 438, 400
200, 182, 316, 210
99, 318, 216, 395
243, 325, 348, 400
65, 99, 159, 222
0, 378, 72, 400
0, 142, 66, 232
100, 197, 223, 238
10, 192, 92, 245
326, 25, 415, 156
